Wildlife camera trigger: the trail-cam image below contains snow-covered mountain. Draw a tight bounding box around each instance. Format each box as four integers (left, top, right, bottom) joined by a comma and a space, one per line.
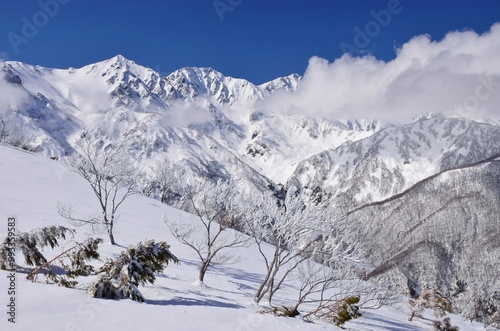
0, 55, 377, 185
1, 56, 499, 326
289, 117, 500, 211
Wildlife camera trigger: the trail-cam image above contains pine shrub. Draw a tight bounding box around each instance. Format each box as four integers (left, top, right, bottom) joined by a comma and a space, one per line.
89, 240, 178, 301
332, 296, 362, 326
0, 225, 74, 269
433, 317, 459, 331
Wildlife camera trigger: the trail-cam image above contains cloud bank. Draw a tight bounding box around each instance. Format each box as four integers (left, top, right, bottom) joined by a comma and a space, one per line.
259, 23, 500, 122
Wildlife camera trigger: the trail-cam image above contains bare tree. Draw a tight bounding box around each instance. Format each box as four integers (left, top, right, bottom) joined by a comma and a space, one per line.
150, 159, 179, 204
59, 133, 139, 245
243, 193, 325, 305
291, 260, 341, 312
163, 179, 250, 283
462, 271, 500, 328
0, 117, 35, 150
294, 261, 400, 323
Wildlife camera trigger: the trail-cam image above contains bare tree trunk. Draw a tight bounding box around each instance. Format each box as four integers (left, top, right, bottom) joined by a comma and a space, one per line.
106, 215, 116, 245
107, 222, 116, 245
63, 135, 137, 246
254, 272, 271, 304
199, 261, 209, 282
108, 232, 116, 245
266, 265, 282, 304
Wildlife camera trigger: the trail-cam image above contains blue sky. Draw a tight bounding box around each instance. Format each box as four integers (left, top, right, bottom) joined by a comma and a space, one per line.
0, 0, 499, 84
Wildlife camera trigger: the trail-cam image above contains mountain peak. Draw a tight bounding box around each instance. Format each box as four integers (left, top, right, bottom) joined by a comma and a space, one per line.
171, 66, 225, 80
81, 55, 157, 83
101, 54, 141, 71
109, 54, 133, 65
260, 73, 302, 93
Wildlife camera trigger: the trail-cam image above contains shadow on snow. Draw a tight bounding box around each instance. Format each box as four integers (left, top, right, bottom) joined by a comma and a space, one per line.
145, 297, 243, 309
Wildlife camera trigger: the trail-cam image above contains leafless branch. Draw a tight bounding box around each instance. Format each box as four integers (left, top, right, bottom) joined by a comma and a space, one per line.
163, 179, 250, 283
61, 132, 140, 244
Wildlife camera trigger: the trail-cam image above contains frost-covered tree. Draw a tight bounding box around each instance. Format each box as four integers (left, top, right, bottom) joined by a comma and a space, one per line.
59, 133, 140, 245
0, 225, 74, 269
460, 271, 500, 328
163, 180, 250, 283
243, 193, 325, 305
291, 261, 339, 312
150, 160, 180, 204
467, 289, 500, 328
304, 295, 362, 326
88, 240, 178, 302
0, 117, 35, 151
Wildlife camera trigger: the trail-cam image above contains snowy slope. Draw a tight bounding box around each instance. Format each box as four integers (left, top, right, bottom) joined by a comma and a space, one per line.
0, 144, 490, 331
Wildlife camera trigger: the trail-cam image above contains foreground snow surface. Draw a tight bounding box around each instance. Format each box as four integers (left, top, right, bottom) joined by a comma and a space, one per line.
0, 145, 491, 330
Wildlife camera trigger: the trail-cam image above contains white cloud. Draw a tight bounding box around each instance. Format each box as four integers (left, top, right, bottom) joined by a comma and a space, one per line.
165, 99, 213, 127
258, 23, 500, 122
0, 65, 32, 111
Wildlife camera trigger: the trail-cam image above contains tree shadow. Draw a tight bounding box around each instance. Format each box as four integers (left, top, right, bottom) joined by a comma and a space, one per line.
145, 296, 243, 309
209, 263, 264, 285
348, 311, 425, 331
15, 264, 66, 276
109, 243, 127, 249
11, 265, 34, 275
176, 258, 199, 268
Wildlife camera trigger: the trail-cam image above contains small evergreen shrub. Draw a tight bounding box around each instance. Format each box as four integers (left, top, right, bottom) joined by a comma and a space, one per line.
88, 240, 178, 302
433, 317, 459, 331
306, 295, 362, 327
39, 237, 103, 287
0, 225, 74, 269
260, 306, 300, 318
332, 295, 362, 326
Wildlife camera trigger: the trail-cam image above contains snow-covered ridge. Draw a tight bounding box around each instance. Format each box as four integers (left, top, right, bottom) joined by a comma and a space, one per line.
3, 55, 301, 108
